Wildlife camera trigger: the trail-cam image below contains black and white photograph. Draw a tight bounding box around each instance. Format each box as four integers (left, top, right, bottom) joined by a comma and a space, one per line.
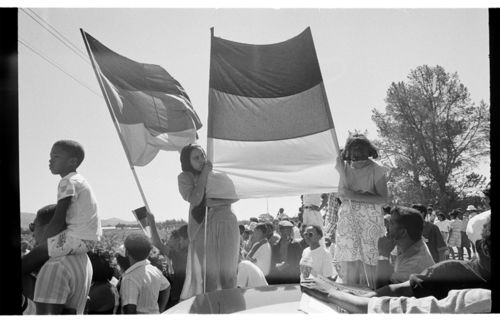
2, 1, 493, 315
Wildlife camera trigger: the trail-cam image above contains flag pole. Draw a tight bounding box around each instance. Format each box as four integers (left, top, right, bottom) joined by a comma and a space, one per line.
202, 26, 216, 295
80, 29, 152, 216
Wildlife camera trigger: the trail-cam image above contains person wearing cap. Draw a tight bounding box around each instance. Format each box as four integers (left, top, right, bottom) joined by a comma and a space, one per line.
268, 220, 304, 284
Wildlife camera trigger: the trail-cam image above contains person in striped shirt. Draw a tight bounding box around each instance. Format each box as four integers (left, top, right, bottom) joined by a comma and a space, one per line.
29, 204, 93, 314
120, 233, 170, 314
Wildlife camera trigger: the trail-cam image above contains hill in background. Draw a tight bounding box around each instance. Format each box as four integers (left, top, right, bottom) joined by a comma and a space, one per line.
20, 212, 136, 229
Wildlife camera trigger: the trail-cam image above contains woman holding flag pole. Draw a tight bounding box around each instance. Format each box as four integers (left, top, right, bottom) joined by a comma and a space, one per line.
333, 132, 389, 289
177, 144, 240, 299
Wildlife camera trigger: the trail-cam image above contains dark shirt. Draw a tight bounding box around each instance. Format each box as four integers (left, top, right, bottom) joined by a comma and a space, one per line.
267, 240, 304, 284
168, 248, 188, 302
422, 222, 447, 263
409, 258, 490, 300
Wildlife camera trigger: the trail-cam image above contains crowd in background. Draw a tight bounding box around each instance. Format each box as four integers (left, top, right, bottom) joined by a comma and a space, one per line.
22, 186, 491, 314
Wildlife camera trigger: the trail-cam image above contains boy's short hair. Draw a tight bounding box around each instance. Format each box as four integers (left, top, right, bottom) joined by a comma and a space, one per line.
36, 204, 57, 226
391, 206, 424, 242
53, 140, 85, 167
124, 233, 152, 261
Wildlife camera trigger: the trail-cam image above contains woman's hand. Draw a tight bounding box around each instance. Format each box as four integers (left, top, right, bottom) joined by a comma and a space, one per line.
202, 160, 213, 173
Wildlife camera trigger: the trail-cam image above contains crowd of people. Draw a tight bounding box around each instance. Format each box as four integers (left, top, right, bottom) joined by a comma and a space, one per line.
20, 135, 491, 314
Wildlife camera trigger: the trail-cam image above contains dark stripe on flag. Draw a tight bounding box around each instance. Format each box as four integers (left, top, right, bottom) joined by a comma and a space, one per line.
209, 27, 322, 98
208, 85, 333, 141
84, 32, 202, 132
86, 33, 187, 96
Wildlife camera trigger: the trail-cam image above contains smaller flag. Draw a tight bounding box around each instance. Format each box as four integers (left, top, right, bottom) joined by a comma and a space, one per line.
83, 31, 202, 166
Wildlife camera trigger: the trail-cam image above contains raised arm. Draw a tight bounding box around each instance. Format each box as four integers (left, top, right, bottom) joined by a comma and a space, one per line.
146, 212, 169, 256
178, 161, 212, 207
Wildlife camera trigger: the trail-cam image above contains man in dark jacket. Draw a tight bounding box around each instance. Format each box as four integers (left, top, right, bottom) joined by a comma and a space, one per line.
267, 220, 304, 284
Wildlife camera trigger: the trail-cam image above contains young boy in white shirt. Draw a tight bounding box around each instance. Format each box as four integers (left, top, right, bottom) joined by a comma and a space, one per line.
120, 233, 170, 314
22, 140, 102, 274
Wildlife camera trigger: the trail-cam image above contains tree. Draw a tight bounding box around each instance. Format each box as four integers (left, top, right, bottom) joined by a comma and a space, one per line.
372, 65, 489, 212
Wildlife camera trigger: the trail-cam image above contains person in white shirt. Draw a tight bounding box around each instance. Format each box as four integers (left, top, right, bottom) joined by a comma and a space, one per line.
120, 233, 170, 314
299, 225, 334, 280
237, 249, 268, 288
302, 194, 325, 227
23, 140, 102, 276
245, 223, 271, 276
434, 211, 451, 245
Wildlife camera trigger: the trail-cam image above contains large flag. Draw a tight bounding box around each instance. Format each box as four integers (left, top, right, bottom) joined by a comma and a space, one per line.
82, 31, 202, 166
207, 28, 340, 199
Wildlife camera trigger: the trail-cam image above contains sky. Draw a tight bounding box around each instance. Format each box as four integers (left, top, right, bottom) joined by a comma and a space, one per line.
18, 7, 490, 223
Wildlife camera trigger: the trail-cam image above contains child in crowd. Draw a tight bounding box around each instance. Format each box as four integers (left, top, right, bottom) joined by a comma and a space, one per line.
120, 233, 170, 314
22, 140, 102, 274
299, 225, 334, 280
447, 209, 463, 260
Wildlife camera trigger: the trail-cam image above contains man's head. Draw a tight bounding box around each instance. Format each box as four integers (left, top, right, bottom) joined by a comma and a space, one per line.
389, 206, 424, 243
253, 223, 268, 241
278, 208, 284, 214
264, 222, 274, 240
124, 233, 152, 262
278, 220, 294, 241
303, 225, 323, 247
50, 140, 85, 176
31, 204, 57, 245
436, 211, 446, 221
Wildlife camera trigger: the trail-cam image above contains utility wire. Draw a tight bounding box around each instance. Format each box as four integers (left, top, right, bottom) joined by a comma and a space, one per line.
20, 8, 91, 66
18, 38, 102, 98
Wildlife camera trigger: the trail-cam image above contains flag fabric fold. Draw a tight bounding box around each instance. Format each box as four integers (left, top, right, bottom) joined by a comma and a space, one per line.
207, 27, 339, 199
83, 31, 202, 166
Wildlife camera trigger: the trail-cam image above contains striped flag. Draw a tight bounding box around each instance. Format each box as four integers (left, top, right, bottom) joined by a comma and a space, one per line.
83, 31, 202, 166
207, 28, 339, 199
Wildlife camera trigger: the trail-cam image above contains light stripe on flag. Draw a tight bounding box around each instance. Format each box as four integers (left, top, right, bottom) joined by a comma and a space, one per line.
207, 27, 339, 199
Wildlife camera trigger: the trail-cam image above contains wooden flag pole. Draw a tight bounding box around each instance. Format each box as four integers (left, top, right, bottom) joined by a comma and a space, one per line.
80, 29, 152, 217
201, 27, 216, 295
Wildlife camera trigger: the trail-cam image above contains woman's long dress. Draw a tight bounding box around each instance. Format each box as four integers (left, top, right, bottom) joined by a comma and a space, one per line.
178, 172, 239, 300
